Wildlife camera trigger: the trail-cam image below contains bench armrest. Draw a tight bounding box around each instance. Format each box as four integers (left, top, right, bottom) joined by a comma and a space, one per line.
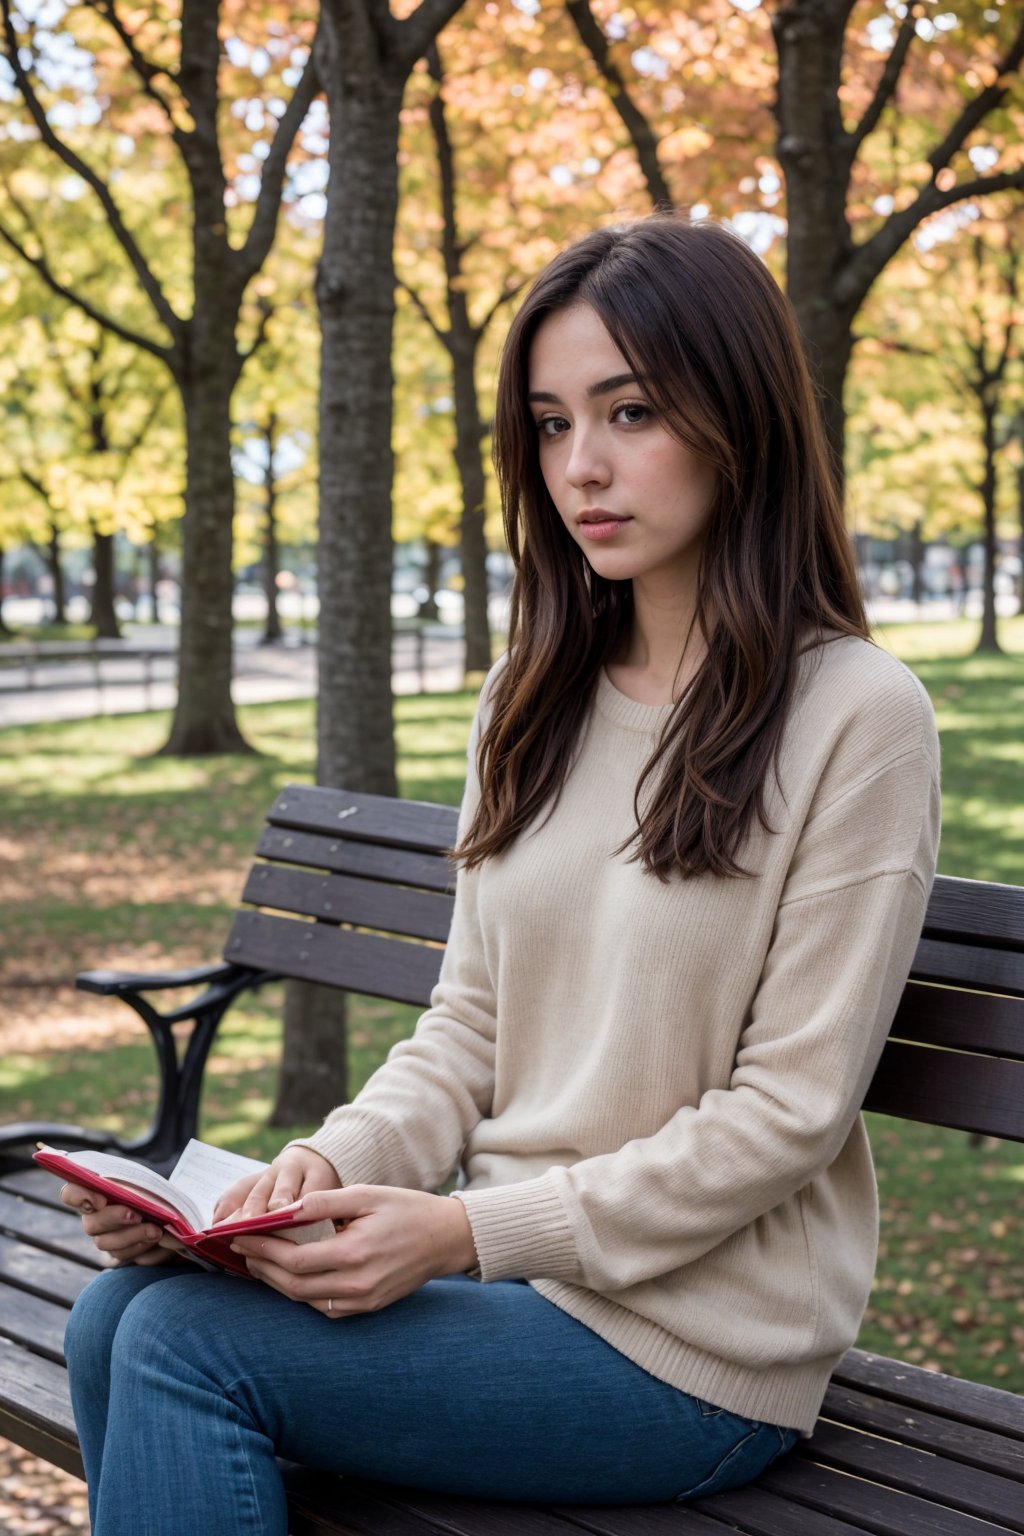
76, 960, 239, 996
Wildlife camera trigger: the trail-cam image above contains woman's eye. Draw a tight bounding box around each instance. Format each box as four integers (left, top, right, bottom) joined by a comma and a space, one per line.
538, 415, 570, 437
614, 402, 650, 425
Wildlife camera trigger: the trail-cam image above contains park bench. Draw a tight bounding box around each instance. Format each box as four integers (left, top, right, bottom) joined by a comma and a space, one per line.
0, 782, 1022, 1536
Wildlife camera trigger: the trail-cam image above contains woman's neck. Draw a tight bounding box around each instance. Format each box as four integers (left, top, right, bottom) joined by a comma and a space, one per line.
606, 590, 707, 706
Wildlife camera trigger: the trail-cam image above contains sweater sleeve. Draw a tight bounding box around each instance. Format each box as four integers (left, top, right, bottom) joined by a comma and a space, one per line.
455, 672, 942, 1290
288, 669, 503, 1191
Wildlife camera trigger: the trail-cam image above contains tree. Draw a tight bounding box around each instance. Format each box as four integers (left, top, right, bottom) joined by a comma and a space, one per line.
0, 0, 320, 750
395, 39, 529, 680
773, 0, 1024, 464
271, 0, 468, 1126
864, 212, 1021, 651
557, 0, 1024, 476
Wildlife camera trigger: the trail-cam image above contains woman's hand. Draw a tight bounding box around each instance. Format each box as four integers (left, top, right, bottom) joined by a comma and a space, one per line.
59, 1181, 181, 1267
212, 1145, 341, 1225
228, 1185, 478, 1316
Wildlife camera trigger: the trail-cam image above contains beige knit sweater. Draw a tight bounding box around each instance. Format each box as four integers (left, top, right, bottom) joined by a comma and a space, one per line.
300, 632, 941, 1436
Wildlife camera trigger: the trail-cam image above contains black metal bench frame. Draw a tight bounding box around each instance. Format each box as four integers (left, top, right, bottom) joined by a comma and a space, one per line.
1, 783, 1022, 1536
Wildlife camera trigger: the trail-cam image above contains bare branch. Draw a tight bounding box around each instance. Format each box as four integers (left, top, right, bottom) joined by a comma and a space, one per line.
81, 0, 182, 142
565, 0, 673, 210
847, 7, 919, 157
0, 220, 174, 364
397, 0, 470, 74
120, 380, 172, 459
927, 18, 1024, 176
838, 167, 1024, 311
0, 0, 182, 342
396, 275, 448, 344
241, 300, 275, 363
238, 42, 322, 280
477, 277, 526, 338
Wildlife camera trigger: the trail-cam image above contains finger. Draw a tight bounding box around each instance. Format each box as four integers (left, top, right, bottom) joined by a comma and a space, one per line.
82, 1206, 149, 1238
266, 1166, 306, 1211
60, 1181, 108, 1215
94, 1224, 165, 1258
212, 1170, 265, 1223
217, 1170, 280, 1224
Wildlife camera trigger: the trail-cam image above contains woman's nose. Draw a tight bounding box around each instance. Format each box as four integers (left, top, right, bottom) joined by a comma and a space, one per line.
564, 426, 610, 489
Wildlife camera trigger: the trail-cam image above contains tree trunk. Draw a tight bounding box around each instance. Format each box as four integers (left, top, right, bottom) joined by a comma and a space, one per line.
1017, 459, 1023, 616
269, 982, 349, 1127
90, 528, 122, 639
273, 1, 468, 1128
161, 347, 252, 754
418, 540, 441, 620
772, 2, 856, 476
313, 49, 404, 796
272, 32, 407, 1128
0, 547, 10, 634
425, 44, 491, 682
262, 411, 283, 644
908, 518, 926, 608
451, 335, 491, 680
975, 401, 1001, 654
148, 537, 161, 624
48, 521, 67, 624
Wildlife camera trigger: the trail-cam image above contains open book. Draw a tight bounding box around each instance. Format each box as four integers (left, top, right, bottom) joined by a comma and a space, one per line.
34, 1139, 335, 1278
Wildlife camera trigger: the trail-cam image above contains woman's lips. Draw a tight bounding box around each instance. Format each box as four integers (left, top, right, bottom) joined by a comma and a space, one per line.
577, 516, 633, 541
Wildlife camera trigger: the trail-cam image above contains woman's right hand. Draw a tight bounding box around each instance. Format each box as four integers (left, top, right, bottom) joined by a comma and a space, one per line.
212, 1146, 341, 1225
59, 1181, 175, 1266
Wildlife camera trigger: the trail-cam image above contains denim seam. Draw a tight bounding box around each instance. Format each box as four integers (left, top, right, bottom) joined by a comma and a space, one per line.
674, 1424, 762, 1502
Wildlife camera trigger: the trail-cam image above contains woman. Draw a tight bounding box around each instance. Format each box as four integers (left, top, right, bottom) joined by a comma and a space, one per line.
62, 215, 941, 1533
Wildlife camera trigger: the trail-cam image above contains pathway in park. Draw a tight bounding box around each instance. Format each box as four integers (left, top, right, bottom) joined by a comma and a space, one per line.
1, 592, 1018, 731
0, 625, 467, 729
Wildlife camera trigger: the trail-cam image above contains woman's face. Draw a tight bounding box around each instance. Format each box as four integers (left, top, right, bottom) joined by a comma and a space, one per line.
527, 303, 717, 601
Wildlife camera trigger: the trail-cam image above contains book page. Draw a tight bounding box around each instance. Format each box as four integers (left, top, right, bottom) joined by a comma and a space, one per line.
60, 1149, 203, 1231
168, 1140, 268, 1231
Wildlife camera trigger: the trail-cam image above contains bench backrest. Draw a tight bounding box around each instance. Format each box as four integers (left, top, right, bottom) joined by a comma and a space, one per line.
224, 784, 1024, 1146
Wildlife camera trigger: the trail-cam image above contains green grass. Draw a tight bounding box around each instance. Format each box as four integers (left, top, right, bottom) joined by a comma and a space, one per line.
1, 617, 1022, 1390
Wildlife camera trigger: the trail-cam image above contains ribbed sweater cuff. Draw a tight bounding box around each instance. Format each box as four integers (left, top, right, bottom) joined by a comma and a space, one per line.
453, 1176, 579, 1282
285, 1117, 409, 1190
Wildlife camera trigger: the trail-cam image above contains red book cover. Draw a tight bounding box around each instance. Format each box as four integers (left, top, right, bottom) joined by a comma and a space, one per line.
34, 1144, 333, 1278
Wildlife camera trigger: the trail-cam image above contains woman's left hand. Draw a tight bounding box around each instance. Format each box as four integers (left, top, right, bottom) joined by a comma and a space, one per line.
228, 1185, 478, 1316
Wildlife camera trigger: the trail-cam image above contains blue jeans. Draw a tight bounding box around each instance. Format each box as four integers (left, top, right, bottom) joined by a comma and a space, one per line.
65, 1264, 800, 1535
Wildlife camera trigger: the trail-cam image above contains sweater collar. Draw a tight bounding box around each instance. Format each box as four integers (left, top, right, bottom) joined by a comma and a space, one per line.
594, 668, 676, 734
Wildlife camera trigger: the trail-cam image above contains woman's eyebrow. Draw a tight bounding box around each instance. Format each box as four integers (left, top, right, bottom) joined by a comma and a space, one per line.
527, 372, 640, 405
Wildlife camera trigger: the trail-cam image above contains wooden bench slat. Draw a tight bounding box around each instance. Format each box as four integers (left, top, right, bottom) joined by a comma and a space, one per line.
819, 1381, 1024, 1480
911, 937, 1024, 1000
0, 1233, 95, 1308
0, 1338, 81, 1479
0, 1189, 105, 1269
893, 984, 1024, 1061
923, 876, 1024, 952
257, 827, 456, 893
270, 786, 460, 855
689, 1484, 880, 1536
760, 1454, 1017, 1536
830, 1349, 1024, 1440
364, 1489, 616, 1536
0, 1169, 73, 1211
243, 866, 455, 943
284, 1472, 464, 1536
861, 1040, 1024, 1142
799, 1420, 1024, 1529
0, 1282, 72, 1363
226, 912, 443, 1007
557, 1503, 756, 1535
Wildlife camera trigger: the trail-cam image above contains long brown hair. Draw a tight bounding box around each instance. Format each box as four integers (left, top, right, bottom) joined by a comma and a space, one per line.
458, 215, 869, 880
